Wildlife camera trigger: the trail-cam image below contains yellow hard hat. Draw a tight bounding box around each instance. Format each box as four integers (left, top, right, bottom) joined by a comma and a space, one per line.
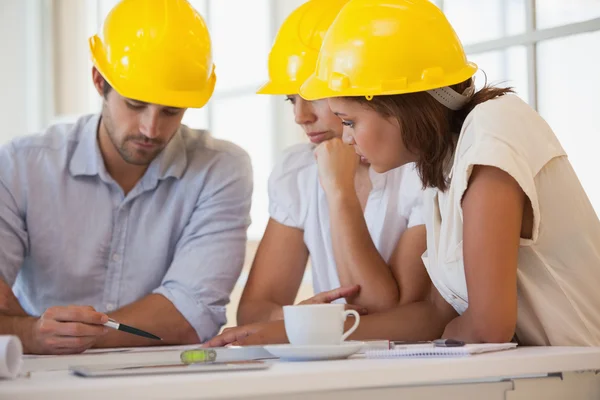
300, 0, 477, 101
89, 0, 216, 108
256, 0, 350, 95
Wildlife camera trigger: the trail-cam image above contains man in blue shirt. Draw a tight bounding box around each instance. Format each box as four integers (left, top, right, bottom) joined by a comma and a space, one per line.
0, 0, 252, 354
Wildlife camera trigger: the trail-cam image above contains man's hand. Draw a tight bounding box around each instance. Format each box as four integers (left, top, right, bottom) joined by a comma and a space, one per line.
297, 285, 367, 315
202, 320, 288, 348
0, 279, 27, 317
25, 306, 109, 355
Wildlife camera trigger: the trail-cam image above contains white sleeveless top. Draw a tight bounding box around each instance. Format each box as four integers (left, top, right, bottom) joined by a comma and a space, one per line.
269, 143, 425, 296
423, 95, 600, 346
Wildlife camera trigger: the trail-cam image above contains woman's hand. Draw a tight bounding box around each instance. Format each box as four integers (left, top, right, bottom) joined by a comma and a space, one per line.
202, 320, 288, 347
314, 138, 359, 197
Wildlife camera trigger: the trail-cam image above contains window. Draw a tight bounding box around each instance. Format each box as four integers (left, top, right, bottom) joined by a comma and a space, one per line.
208, 0, 270, 93
440, 0, 600, 214
536, 0, 600, 28
537, 31, 600, 210
182, 1, 210, 130
444, 0, 526, 45
468, 46, 529, 100
203, 0, 274, 240
211, 94, 273, 239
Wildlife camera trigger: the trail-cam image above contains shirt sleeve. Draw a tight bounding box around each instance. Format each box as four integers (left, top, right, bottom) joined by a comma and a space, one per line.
394, 163, 426, 228
452, 95, 566, 246
454, 135, 541, 245
267, 144, 315, 229
407, 201, 425, 228
0, 143, 28, 286
404, 164, 426, 228
153, 151, 253, 342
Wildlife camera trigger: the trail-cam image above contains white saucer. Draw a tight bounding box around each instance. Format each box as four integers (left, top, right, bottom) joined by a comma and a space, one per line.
263, 342, 363, 361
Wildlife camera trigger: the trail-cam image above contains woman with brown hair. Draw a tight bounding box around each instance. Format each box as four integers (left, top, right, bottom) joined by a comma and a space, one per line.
297, 0, 600, 346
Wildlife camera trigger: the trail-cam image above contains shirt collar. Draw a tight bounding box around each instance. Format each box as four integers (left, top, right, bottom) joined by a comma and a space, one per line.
68, 114, 188, 182
68, 114, 104, 177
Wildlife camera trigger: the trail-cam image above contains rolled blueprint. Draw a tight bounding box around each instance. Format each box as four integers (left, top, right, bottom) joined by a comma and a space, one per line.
0, 335, 22, 379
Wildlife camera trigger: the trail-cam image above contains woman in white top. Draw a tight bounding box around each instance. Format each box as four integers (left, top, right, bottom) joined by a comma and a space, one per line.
297, 0, 600, 346
205, 0, 428, 346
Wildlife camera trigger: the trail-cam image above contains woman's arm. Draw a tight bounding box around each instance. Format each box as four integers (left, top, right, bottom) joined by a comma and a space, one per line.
204, 281, 458, 347
317, 138, 411, 312
327, 189, 401, 312
237, 219, 309, 325
238, 218, 366, 327
389, 224, 430, 305
442, 165, 526, 343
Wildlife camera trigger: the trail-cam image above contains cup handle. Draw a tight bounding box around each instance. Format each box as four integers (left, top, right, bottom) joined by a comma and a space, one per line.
341, 310, 360, 342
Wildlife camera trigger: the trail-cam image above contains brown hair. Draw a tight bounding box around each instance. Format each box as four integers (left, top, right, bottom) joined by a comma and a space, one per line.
352, 79, 513, 191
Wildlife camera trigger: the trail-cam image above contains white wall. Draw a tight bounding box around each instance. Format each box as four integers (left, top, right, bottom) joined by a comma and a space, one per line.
53, 0, 98, 119
0, 1, 29, 142
1, 0, 55, 142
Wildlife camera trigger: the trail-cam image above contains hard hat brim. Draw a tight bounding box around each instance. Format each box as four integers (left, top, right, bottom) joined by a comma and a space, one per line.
299, 74, 341, 101
300, 64, 479, 101
256, 80, 302, 96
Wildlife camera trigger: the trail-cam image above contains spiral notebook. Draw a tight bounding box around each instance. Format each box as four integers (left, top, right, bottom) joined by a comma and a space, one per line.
365, 343, 517, 358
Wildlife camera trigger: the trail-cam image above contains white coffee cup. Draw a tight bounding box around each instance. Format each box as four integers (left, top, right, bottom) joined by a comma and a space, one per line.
283, 303, 360, 346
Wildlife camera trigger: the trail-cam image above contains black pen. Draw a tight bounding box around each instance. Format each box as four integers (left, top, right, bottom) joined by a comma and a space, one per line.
103, 318, 162, 340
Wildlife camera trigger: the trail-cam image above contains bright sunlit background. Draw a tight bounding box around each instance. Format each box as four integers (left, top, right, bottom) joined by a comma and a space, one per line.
1, 0, 599, 326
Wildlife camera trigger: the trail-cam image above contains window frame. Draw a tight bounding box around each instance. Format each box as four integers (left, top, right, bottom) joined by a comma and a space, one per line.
202, 0, 278, 240
437, 0, 600, 110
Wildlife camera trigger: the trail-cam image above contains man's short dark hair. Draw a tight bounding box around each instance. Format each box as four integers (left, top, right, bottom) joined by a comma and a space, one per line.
102, 78, 112, 98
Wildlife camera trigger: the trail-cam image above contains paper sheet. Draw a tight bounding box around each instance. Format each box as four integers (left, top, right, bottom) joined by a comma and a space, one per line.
22, 344, 202, 359
366, 342, 518, 358
85, 344, 201, 354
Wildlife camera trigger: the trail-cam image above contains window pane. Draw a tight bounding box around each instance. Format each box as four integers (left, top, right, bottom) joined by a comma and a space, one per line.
211, 95, 273, 239
209, 0, 270, 93
444, 0, 526, 45
536, 0, 600, 29
537, 31, 600, 212
468, 46, 529, 102
187, 0, 208, 17
182, 108, 209, 130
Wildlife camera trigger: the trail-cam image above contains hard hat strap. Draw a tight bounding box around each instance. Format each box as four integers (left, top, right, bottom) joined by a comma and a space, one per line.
426, 80, 475, 111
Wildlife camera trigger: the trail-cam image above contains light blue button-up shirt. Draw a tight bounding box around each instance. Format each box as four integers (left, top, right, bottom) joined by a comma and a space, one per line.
0, 114, 253, 341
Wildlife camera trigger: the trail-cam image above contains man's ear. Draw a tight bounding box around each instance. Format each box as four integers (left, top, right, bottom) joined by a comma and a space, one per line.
91, 67, 104, 97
